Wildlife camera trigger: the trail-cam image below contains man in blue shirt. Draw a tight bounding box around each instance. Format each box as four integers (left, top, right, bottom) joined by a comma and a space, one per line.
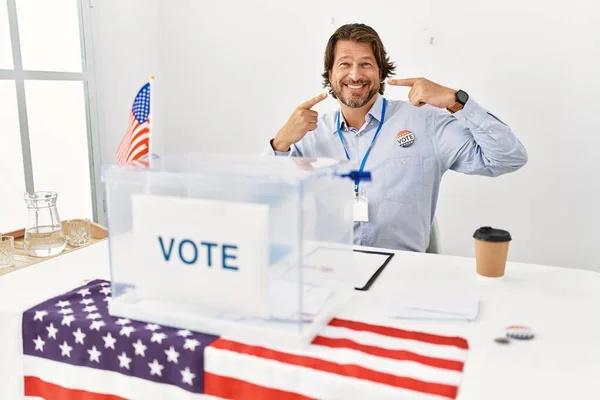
264, 23, 528, 253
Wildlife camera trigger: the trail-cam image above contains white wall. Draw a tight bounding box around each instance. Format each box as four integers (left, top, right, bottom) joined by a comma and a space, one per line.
88, 0, 159, 222
89, 0, 159, 175
92, 0, 600, 271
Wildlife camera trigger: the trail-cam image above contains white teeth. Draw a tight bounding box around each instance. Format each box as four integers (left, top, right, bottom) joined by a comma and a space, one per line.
347, 85, 364, 89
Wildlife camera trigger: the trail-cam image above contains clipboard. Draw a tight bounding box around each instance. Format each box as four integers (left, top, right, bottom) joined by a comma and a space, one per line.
352, 249, 394, 291
300, 246, 395, 292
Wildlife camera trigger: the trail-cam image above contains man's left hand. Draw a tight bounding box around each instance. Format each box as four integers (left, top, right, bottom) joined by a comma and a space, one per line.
387, 77, 456, 109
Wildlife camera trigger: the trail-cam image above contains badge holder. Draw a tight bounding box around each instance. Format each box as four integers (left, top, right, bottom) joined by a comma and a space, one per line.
336, 171, 372, 223
353, 193, 369, 222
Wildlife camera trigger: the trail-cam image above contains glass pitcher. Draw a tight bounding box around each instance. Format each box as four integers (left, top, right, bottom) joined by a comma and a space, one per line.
23, 191, 67, 257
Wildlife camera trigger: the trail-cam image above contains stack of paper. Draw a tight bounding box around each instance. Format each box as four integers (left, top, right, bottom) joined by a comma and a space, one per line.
385, 292, 480, 322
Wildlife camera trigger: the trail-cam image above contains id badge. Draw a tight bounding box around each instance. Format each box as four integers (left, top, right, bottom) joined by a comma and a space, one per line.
353, 196, 369, 222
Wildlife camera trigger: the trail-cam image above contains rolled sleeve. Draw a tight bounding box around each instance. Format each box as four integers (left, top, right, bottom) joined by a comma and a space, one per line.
452, 98, 509, 142
430, 98, 528, 177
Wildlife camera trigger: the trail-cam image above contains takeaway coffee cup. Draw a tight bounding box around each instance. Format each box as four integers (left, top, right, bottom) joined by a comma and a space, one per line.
473, 227, 512, 278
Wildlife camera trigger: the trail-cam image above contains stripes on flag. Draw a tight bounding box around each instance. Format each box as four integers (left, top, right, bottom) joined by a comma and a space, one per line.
204, 319, 468, 400
24, 376, 126, 400
116, 82, 151, 166
23, 356, 205, 400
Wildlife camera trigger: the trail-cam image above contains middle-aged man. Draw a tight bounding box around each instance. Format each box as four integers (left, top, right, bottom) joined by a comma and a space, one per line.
263, 23, 528, 252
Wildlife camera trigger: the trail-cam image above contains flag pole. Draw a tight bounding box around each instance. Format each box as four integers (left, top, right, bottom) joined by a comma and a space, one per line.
148, 75, 155, 167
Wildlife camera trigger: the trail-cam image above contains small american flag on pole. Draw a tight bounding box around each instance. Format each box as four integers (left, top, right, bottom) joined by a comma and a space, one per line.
116, 78, 152, 166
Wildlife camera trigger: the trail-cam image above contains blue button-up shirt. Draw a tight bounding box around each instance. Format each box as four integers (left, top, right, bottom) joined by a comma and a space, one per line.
264, 94, 528, 252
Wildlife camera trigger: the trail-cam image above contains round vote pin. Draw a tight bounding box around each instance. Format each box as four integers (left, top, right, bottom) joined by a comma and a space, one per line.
505, 325, 535, 340
396, 130, 415, 148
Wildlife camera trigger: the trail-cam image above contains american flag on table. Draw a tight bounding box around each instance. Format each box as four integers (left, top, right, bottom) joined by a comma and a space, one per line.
116, 80, 152, 167
22, 280, 469, 400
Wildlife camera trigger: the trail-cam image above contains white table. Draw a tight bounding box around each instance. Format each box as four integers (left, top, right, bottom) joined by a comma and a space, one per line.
1, 241, 599, 399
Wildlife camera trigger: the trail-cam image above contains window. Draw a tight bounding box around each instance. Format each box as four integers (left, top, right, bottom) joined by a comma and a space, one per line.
0, 0, 98, 233
0, 80, 25, 231
0, 1, 12, 68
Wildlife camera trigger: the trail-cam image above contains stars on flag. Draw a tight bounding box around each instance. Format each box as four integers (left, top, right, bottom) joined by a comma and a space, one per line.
184, 338, 201, 351
145, 323, 161, 331
133, 339, 147, 357
103, 332, 117, 350
148, 359, 165, 376
59, 341, 73, 357
33, 335, 45, 351
61, 315, 75, 327
34, 310, 48, 321
151, 332, 167, 344
73, 328, 86, 345
86, 312, 102, 320
100, 286, 111, 296
83, 305, 98, 313
118, 352, 132, 369
177, 329, 192, 337
23, 279, 218, 394
88, 346, 101, 363
180, 367, 196, 386
165, 346, 180, 364
90, 320, 106, 331
46, 323, 58, 340
120, 326, 135, 337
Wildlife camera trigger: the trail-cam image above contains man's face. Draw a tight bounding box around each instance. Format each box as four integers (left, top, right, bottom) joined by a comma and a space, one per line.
329, 40, 380, 108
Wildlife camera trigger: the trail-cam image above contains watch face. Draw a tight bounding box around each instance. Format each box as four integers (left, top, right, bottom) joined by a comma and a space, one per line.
457, 90, 469, 104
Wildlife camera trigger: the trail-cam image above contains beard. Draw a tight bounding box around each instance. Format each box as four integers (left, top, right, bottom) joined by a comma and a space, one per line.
332, 80, 379, 108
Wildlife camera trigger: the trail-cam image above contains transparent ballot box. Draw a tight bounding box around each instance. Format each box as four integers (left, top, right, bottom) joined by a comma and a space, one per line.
102, 154, 360, 347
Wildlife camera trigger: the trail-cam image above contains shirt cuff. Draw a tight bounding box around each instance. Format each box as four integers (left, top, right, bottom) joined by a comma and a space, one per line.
269, 138, 291, 156
452, 97, 493, 129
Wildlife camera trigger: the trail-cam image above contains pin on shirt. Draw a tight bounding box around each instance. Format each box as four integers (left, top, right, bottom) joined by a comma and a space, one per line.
396, 130, 415, 147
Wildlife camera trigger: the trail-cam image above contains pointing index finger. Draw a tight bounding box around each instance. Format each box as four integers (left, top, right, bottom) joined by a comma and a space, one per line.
298, 93, 328, 110
387, 78, 419, 87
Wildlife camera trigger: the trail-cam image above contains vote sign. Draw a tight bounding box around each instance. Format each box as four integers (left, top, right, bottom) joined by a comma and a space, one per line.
130, 194, 269, 317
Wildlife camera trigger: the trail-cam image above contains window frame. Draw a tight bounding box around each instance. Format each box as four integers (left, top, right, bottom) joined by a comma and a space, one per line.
0, 0, 103, 224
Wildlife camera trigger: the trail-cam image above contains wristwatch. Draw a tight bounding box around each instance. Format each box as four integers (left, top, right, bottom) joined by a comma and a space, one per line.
447, 90, 469, 113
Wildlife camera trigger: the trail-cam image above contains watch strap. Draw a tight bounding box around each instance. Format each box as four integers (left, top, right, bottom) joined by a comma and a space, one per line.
447, 101, 464, 113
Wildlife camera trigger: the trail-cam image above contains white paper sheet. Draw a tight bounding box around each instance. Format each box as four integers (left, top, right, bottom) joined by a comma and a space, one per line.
385, 291, 480, 321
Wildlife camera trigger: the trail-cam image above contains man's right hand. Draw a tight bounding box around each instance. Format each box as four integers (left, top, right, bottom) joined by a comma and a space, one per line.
272, 93, 328, 151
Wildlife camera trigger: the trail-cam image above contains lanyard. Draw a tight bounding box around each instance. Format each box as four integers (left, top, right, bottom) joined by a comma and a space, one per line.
336, 98, 387, 195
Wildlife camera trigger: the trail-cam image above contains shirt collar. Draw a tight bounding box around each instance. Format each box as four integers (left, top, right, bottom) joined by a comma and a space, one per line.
334, 93, 384, 133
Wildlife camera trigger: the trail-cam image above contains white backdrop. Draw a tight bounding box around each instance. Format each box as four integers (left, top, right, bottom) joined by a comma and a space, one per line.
90, 0, 600, 271
90, 0, 159, 171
